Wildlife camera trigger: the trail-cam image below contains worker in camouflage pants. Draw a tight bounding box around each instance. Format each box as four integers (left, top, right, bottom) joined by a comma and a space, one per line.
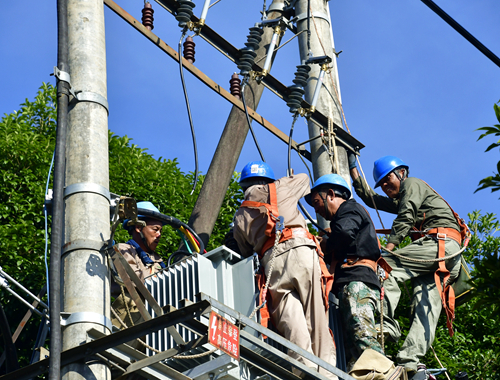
338, 281, 382, 360
306, 174, 385, 365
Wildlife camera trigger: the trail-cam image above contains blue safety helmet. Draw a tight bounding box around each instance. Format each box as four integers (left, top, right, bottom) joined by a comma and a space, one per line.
122, 201, 164, 232
373, 156, 409, 188
239, 161, 275, 185
305, 174, 351, 206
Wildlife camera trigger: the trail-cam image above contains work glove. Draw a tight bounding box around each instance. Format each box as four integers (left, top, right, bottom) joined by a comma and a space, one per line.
348, 151, 357, 170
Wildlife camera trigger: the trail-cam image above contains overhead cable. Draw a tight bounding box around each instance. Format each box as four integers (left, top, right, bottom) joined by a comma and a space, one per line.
241, 79, 266, 162
178, 31, 199, 194
420, 0, 500, 69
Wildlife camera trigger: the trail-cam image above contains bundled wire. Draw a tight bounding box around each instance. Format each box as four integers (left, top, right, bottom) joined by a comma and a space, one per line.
287, 113, 328, 235
136, 207, 205, 254
178, 31, 199, 195
241, 78, 266, 162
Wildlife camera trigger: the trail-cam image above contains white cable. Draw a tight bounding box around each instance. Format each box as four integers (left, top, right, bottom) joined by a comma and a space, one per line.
43, 151, 55, 303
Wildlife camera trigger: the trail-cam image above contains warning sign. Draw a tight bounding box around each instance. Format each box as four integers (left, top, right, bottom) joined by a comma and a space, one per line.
208, 311, 240, 360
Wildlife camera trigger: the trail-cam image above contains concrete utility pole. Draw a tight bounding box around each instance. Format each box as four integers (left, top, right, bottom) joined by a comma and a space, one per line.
63, 1, 110, 379
295, 0, 349, 229
188, 1, 285, 247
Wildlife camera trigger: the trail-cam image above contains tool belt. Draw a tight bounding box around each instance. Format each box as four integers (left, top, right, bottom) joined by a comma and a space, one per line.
410, 226, 461, 244
342, 255, 392, 282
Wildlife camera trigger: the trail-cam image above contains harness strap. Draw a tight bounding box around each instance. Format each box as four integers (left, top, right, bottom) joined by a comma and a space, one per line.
241, 183, 279, 239
431, 227, 456, 337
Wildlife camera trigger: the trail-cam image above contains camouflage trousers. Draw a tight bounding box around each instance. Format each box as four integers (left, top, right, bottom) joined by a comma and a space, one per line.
337, 281, 383, 362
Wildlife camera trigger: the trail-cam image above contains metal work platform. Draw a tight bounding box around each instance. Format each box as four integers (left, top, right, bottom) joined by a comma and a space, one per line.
1, 295, 354, 380
0, 246, 352, 380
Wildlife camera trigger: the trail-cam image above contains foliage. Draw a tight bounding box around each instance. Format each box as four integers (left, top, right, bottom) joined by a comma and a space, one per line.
475, 100, 500, 195
384, 212, 500, 379
0, 84, 243, 371
108, 132, 243, 255
467, 211, 500, 310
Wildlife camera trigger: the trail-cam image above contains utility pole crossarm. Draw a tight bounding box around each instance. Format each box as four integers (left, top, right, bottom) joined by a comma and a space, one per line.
152, 0, 363, 153
104, 0, 311, 160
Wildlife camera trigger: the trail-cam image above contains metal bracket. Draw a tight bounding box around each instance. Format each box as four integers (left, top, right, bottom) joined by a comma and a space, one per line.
294, 11, 330, 24
276, 216, 285, 233
53, 66, 71, 84
64, 182, 111, 202
73, 91, 110, 115
62, 239, 107, 256
61, 311, 113, 333
53, 66, 109, 114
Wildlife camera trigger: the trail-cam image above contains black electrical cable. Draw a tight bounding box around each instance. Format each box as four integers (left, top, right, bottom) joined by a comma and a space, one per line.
306, 0, 311, 53
178, 31, 199, 195
49, 1, 69, 379
241, 78, 266, 162
420, 0, 500, 69
136, 207, 205, 255
287, 113, 328, 235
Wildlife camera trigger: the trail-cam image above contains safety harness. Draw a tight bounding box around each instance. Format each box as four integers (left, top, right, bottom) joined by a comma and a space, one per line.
380, 182, 471, 337
419, 183, 470, 337
240, 183, 333, 329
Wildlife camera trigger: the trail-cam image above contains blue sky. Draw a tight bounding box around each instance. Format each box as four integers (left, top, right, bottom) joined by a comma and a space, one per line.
1, 0, 499, 230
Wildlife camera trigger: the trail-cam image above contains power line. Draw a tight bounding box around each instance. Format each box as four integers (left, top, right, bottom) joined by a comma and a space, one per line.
420, 0, 500, 69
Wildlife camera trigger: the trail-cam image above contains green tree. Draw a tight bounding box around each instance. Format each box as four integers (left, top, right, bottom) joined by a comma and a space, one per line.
0, 84, 243, 371
475, 99, 500, 195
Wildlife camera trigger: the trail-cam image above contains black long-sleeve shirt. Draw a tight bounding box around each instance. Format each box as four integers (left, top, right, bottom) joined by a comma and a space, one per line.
326, 198, 381, 292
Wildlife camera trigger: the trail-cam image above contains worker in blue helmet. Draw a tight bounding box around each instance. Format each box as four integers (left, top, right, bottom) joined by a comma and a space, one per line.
306, 174, 390, 367
348, 153, 463, 379
111, 201, 166, 334
233, 161, 337, 380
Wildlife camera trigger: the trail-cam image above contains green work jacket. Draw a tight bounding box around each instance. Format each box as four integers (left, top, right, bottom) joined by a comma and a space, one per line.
352, 176, 459, 246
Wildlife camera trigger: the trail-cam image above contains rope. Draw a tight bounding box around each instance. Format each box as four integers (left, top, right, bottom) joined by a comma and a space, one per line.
430, 345, 451, 380
328, 117, 339, 173
308, 8, 387, 231
255, 30, 307, 65
381, 244, 465, 263
356, 157, 387, 231
249, 231, 281, 320
110, 305, 162, 354
121, 285, 134, 327
208, 0, 222, 9
173, 348, 217, 359
379, 285, 385, 353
